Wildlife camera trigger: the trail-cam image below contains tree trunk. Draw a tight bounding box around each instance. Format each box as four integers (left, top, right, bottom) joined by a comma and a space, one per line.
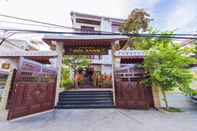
161, 89, 169, 109
73, 70, 76, 88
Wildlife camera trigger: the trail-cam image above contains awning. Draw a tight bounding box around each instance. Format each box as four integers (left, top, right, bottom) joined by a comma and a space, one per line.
0, 49, 58, 58
0, 49, 58, 64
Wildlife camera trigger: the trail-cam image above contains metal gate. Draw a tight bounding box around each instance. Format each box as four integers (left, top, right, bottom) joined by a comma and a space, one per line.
115, 68, 154, 109
7, 58, 57, 120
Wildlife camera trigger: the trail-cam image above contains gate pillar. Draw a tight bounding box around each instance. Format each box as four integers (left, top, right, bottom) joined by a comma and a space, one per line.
0, 70, 14, 121
111, 40, 120, 106
152, 85, 161, 109
55, 41, 64, 105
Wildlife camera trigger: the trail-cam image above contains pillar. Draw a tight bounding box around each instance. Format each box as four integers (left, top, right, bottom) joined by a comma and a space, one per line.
54, 41, 64, 105
0, 70, 14, 121
152, 85, 161, 109
111, 40, 119, 106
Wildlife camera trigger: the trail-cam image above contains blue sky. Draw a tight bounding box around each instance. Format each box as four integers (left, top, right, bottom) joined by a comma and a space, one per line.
126, 0, 197, 33
0, 0, 197, 33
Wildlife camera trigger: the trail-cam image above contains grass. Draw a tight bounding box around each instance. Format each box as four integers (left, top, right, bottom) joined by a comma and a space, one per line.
160, 107, 184, 112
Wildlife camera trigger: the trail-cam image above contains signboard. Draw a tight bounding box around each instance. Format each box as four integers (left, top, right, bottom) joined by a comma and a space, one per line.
1, 63, 11, 69
19, 57, 57, 74
19, 57, 42, 72
115, 50, 144, 57
64, 47, 108, 55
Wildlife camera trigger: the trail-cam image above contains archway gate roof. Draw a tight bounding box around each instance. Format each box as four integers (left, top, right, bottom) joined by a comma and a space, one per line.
43, 34, 128, 55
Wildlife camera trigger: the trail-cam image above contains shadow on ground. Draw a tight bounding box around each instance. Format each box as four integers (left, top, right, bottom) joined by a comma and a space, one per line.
0, 93, 197, 131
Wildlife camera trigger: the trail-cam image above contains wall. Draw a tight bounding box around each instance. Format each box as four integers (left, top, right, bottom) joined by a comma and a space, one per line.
101, 65, 112, 75
0, 59, 18, 72
100, 18, 112, 32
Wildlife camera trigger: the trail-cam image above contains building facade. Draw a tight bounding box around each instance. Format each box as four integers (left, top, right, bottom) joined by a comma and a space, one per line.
71, 12, 124, 76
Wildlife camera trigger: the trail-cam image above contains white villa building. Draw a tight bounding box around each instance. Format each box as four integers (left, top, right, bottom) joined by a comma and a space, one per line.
71, 11, 125, 75
0, 12, 161, 120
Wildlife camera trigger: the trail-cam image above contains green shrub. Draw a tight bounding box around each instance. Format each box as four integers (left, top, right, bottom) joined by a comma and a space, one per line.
191, 90, 197, 96
62, 79, 73, 90
160, 107, 184, 112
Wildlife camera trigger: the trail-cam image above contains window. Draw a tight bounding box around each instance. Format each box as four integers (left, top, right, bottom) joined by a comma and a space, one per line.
89, 55, 102, 60
81, 26, 95, 32
112, 25, 120, 33
76, 18, 100, 25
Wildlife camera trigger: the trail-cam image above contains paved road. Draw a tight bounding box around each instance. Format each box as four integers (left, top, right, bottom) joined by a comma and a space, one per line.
0, 93, 197, 131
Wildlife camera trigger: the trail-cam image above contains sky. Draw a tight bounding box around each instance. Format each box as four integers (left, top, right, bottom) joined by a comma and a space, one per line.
0, 0, 197, 34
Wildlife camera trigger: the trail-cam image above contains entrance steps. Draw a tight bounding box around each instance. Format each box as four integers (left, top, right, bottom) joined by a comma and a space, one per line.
56, 91, 114, 109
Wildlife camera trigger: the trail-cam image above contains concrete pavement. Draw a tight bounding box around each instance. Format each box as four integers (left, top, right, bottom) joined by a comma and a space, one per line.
0, 93, 197, 131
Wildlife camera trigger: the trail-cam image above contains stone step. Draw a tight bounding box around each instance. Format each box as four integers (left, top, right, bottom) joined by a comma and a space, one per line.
57, 90, 114, 109
55, 104, 114, 109
59, 91, 112, 95
58, 97, 113, 101
58, 100, 113, 105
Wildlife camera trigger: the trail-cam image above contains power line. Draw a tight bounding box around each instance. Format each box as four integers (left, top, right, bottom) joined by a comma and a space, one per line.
0, 28, 197, 40
1, 14, 197, 36
0, 13, 77, 30
2, 13, 197, 36
0, 20, 68, 29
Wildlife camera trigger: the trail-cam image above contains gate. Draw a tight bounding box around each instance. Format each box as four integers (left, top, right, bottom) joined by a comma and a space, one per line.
115, 68, 154, 109
7, 58, 57, 120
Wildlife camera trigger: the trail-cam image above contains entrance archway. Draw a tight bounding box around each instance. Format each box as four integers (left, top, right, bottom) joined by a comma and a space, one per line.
43, 35, 128, 108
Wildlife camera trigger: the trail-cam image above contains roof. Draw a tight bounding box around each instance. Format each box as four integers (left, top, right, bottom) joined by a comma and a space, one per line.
43, 34, 128, 48
0, 38, 37, 51
0, 69, 9, 75
43, 34, 128, 40
71, 11, 125, 22
181, 34, 197, 47
0, 49, 58, 58
43, 34, 128, 55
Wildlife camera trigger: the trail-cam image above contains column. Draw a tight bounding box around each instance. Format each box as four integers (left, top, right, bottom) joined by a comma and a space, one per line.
54, 41, 64, 105
111, 40, 119, 106
0, 70, 14, 121
152, 85, 161, 109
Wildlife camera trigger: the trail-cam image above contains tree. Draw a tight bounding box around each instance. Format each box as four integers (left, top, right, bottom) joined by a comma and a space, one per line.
120, 8, 196, 110
119, 8, 152, 49
60, 65, 71, 88
141, 33, 196, 109
120, 8, 152, 33
63, 55, 90, 88
63, 55, 90, 72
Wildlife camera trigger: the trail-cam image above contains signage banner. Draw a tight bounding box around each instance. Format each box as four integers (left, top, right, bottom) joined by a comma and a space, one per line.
115, 50, 144, 57
64, 47, 108, 55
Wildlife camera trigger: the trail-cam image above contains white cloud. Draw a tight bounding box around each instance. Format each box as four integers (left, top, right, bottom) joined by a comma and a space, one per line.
126, 0, 160, 13
163, 0, 197, 33
1, 0, 197, 34
0, 0, 127, 28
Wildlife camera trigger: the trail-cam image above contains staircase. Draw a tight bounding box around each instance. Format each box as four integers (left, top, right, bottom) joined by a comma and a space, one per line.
56, 91, 114, 109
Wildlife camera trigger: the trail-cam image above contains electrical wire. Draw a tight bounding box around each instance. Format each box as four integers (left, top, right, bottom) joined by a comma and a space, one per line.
0, 13, 78, 30
1, 14, 197, 36
0, 28, 197, 40
0, 20, 69, 29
